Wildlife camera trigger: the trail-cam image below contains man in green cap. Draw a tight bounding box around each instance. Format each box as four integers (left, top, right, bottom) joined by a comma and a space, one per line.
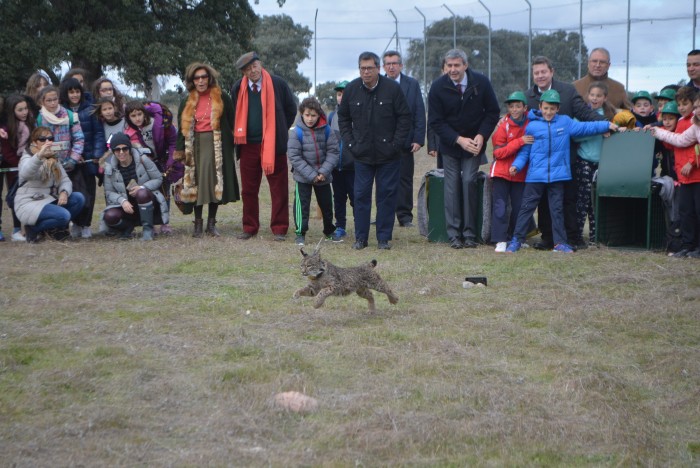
328, 80, 354, 242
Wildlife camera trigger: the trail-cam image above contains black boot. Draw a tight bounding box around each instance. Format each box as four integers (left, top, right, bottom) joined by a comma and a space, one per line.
193, 219, 203, 238
107, 219, 134, 240
139, 201, 155, 241
205, 218, 220, 237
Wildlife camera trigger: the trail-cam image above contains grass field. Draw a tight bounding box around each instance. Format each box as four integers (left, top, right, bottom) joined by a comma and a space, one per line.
1, 152, 699, 466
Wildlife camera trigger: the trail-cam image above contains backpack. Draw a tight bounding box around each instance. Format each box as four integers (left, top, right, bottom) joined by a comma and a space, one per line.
295, 124, 330, 145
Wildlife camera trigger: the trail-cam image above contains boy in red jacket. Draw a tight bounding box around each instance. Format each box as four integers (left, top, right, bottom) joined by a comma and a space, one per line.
489, 91, 533, 252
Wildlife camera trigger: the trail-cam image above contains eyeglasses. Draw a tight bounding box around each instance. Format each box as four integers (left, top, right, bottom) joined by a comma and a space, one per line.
193, 74, 209, 81
113, 147, 129, 153
37, 136, 54, 142
383, 61, 401, 67
359, 66, 377, 73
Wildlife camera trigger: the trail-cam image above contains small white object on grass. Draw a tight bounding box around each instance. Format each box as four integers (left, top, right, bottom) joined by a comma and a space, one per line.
245, 310, 251, 315
274, 391, 318, 413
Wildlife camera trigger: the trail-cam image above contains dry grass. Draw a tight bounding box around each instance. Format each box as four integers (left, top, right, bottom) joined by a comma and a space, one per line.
1, 153, 699, 466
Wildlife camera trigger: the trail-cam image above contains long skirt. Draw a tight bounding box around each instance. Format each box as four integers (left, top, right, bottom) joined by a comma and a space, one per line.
194, 131, 218, 206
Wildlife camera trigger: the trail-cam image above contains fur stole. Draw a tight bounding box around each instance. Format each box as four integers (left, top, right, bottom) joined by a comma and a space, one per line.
179, 86, 225, 203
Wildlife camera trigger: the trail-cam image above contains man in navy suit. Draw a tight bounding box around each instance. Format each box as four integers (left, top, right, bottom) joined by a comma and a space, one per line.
382, 51, 426, 227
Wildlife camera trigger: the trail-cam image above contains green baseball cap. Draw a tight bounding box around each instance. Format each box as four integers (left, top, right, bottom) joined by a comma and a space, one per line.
631, 90, 653, 103
505, 91, 527, 104
657, 88, 677, 101
540, 89, 561, 104
334, 80, 349, 91
661, 101, 680, 116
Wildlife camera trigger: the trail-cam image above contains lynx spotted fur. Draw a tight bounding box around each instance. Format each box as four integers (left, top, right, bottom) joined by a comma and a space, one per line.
293, 247, 399, 312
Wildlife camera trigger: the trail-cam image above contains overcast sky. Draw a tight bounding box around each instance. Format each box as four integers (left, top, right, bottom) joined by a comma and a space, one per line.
251, 0, 697, 93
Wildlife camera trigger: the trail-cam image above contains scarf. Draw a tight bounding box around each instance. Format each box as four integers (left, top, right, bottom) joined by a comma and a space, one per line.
234, 68, 277, 175
39, 106, 70, 126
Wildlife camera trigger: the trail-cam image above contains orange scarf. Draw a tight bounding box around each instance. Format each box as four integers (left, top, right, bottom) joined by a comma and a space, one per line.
234, 68, 277, 175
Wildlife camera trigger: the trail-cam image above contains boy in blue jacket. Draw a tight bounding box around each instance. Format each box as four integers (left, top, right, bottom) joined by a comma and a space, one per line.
506, 89, 620, 253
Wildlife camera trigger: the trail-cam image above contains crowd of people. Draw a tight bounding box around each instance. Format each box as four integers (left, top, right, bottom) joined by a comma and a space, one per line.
1, 47, 699, 258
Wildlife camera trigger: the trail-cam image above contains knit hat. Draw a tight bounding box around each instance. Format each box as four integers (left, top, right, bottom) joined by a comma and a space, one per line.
540, 89, 561, 104
504, 91, 527, 104
109, 132, 132, 151
334, 80, 350, 91
631, 90, 653, 104
661, 101, 680, 116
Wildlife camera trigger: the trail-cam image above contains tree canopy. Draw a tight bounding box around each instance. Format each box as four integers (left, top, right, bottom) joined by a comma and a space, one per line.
0, 0, 259, 93
313, 81, 339, 110
252, 15, 312, 95
405, 17, 587, 104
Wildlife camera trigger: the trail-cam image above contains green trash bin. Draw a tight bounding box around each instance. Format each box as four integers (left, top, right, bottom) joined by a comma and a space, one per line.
426, 172, 484, 243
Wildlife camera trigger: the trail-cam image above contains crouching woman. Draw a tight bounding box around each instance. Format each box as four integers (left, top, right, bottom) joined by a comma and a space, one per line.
14, 127, 85, 242
102, 133, 168, 240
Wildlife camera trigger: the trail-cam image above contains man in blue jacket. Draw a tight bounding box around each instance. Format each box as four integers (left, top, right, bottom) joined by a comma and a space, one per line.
382, 51, 426, 228
338, 51, 412, 250
428, 49, 500, 249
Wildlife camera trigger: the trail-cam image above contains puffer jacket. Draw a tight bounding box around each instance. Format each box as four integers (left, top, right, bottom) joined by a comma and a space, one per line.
490, 114, 528, 182
102, 149, 169, 224
512, 109, 610, 183
652, 114, 700, 184
287, 114, 339, 185
72, 98, 106, 174
14, 150, 73, 225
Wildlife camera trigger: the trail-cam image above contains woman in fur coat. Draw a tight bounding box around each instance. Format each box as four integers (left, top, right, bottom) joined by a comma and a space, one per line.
174, 62, 240, 238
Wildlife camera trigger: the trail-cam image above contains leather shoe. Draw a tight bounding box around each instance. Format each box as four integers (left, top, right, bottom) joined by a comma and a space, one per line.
378, 240, 391, 250
352, 240, 368, 250
237, 232, 255, 240
463, 238, 478, 248
273, 234, 286, 241
400, 221, 414, 228
533, 240, 554, 250
449, 238, 463, 249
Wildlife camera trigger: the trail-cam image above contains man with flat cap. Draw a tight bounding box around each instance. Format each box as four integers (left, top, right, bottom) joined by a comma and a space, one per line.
230, 51, 297, 241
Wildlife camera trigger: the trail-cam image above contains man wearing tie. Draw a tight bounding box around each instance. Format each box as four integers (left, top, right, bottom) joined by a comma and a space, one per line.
382, 50, 426, 228
428, 48, 500, 249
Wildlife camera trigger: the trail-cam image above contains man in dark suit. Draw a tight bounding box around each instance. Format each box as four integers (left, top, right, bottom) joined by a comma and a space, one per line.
525, 55, 604, 249
382, 51, 426, 227
428, 48, 500, 249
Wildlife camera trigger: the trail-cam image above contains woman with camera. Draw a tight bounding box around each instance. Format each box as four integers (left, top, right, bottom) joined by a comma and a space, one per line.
14, 127, 85, 243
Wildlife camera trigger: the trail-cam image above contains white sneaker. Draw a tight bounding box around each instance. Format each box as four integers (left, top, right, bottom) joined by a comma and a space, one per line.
81, 227, 93, 238
11, 231, 26, 242
494, 242, 507, 253
70, 223, 82, 238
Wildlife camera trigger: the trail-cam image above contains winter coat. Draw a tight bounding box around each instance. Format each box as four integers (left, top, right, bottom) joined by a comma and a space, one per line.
428, 69, 500, 160
287, 115, 339, 185
337, 75, 412, 165
230, 74, 297, 156
102, 149, 169, 224
490, 114, 528, 182
652, 115, 700, 184
14, 150, 73, 225
573, 107, 605, 163
36, 106, 85, 169
328, 111, 353, 171
71, 99, 106, 175
175, 87, 239, 204
395, 73, 426, 149
573, 73, 632, 110
525, 80, 604, 122
0, 125, 22, 169
512, 110, 611, 183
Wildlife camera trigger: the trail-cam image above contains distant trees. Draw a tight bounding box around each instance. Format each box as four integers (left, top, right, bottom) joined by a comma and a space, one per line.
405, 17, 586, 103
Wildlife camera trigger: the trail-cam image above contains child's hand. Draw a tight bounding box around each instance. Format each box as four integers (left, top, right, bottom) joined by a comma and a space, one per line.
522, 135, 534, 144
681, 162, 694, 177
609, 123, 620, 132
509, 166, 518, 176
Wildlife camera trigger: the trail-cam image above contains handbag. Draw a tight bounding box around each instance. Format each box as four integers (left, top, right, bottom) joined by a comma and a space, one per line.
5, 178, 26, 210
171, 178, 193, 215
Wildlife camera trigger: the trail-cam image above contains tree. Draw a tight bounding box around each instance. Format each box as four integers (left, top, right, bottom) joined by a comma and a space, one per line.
405, 16, 586, 104
252, 14, 312, 95
314, 81, 340, 110
0, 0, 258, 94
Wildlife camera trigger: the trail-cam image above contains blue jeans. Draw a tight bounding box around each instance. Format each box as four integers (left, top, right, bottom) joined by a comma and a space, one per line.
513, 182, 566, 245
354, 159, 400, 242
31, 192, 85, 234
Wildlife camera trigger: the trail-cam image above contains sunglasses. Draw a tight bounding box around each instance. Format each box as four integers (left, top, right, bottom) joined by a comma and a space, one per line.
37, 136, 54, 142
113, 147, 130, 153
193, 74, 209, 81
